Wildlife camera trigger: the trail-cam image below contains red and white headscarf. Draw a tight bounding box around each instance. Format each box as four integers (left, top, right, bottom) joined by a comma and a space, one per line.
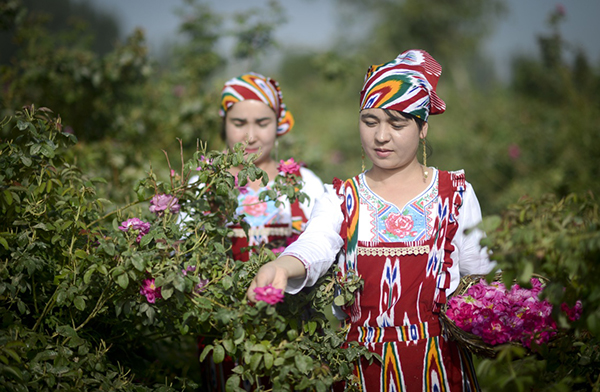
359, 49, 446, 121
219, 72, 294, 136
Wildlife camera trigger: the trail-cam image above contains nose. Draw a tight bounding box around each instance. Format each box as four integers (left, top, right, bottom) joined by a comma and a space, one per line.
246, 127, 256, 143
375, 125, 390, 144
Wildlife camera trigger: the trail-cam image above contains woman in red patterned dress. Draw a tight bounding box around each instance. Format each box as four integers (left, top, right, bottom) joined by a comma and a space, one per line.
247, 50, 496, 391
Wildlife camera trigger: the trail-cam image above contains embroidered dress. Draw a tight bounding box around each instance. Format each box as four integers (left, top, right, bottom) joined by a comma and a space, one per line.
282, 168, 494, 392
229, 166, 323, 261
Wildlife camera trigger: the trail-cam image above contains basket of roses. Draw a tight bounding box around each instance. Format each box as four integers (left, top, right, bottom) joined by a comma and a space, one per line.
440, 273, 582, 358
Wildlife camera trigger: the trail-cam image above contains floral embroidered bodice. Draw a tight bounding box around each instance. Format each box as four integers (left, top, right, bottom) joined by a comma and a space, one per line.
235, 183, 288, 227
357, 169, 439, 243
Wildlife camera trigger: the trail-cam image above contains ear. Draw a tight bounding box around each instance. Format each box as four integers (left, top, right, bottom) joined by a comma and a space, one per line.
420, 122, 429, 139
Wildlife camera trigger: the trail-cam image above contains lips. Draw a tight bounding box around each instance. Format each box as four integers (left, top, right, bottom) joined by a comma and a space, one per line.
374, 148, 393, 158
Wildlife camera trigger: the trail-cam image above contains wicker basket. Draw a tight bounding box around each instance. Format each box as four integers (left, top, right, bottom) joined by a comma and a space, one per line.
440, 273, 549, 359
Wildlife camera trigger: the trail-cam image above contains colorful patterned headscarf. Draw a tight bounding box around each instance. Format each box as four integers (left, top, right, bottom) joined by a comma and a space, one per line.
359, 49, 446, 121
219, 72, 294, 136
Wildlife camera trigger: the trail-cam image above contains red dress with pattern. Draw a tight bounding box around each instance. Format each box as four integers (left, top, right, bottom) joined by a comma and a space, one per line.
333, 171, 479, 392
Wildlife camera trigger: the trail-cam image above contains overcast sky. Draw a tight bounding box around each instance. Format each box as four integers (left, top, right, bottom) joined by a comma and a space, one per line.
83, 0, 600, 81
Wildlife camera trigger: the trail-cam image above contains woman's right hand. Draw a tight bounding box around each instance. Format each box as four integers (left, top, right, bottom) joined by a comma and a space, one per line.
247, 256, 306, 302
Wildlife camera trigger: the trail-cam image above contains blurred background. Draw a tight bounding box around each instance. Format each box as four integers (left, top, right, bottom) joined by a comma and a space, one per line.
2, 0, 600, 215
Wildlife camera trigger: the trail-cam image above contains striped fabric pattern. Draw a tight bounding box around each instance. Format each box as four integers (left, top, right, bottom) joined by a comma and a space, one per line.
219, 72, 294, 136
359, 49, 446, 121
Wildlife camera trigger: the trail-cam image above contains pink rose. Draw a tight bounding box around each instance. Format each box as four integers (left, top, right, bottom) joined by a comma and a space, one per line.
149, 194, 181, 215
140, 278, 162, 303
254, 284, 284, 305
242, 195, 267, 217
118, 218, 151, 243
277, 158, 301, 176
385, 212, 416, 238
561, 300, 582, 322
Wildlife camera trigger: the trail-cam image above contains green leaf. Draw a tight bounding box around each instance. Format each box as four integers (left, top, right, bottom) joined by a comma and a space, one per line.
199, 345, 213, 362
249, 353, 262, 371
131, 254, 145, 271
116, 273, 129, 289
222, 339, 235, 353
295, 355, 313, 374
161, 285, 174, 300
334, 295, 346, 306
139, 233, 152, 247
3, 190, 13, 205
263, 353, 274, 369
74, 296, 86, 311
196, 297, 212, 310
74, 249, 87, 259
83, 266, 96, 284
0, 236, 8, 250
225, 375, 241, 392
16, 119, 29, 130
39, 143, 55, 158
20, 156, 32, 167
213, 345, 225, 364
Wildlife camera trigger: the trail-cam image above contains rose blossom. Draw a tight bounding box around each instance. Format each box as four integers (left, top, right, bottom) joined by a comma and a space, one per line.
254, 284, 284, 305
149, 194, 181, 215
447, 278, 560, 347
385, 212, 417, 238
561, 300, 583, 322
118, 218, 151, 243
195, 279, 209, 294
277, 158, 301, 176
140, 278, 162, 303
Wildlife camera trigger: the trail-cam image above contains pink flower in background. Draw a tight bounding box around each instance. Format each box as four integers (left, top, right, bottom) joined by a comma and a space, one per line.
278, 158, 301, 176
149, 194, 181, 215
195, 279, 209, 294
254, 284, 284, 305
508, 144, 521, 160
385, 213, 416, 238
242, 195, 267, 217
561, 300, 583, 322
271, 246, 286, 255
118, 218, 151, 242
556, 3, 566, 16
140, 279, 162, 303
181, 265, 196, 276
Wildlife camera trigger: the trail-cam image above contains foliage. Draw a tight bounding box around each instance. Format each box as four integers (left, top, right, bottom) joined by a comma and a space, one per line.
474, 192, 600, 391
0, 106, 371, 390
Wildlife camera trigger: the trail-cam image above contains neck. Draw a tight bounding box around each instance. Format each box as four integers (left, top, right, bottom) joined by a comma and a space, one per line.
366, 160, 424, 184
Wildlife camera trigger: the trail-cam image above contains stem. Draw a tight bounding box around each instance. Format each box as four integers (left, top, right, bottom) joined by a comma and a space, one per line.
32, 288, 58, 332
88, 199, 142, 227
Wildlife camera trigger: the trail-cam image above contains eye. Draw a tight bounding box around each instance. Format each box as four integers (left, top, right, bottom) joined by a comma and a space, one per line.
231, 119, 246, 127
391, 123, 405, 130
257, 119, 272, 128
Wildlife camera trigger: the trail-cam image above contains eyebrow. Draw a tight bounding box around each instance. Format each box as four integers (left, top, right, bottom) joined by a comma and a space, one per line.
360, 113, 380, 121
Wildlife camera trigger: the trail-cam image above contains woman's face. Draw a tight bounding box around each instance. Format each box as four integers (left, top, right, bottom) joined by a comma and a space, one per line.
224, 100, 278, 166
359, 108, 427, 172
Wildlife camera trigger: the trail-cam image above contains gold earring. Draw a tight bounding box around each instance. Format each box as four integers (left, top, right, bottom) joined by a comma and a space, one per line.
422, 138, 428, 181
361, 146, 365, 172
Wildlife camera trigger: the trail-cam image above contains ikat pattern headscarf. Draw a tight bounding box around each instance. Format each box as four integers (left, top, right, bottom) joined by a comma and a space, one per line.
219, 72, 294, 136
359, 49, 446, 122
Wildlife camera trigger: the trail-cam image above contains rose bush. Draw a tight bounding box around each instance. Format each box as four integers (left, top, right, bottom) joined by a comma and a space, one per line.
0, 106, 370, 391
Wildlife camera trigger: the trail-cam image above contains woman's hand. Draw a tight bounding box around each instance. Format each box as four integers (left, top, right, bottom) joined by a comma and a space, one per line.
247, 256, 306, 302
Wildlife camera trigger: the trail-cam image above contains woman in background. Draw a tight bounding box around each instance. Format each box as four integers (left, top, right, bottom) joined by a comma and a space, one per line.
219, 72, 325, 261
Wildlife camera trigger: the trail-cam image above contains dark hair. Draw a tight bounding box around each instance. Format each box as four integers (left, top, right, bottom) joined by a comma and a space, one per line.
220, 118, 227, 141
382, 109, 426, 131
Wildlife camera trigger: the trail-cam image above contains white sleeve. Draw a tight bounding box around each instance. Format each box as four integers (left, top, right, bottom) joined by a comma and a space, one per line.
281, 184, 344, 294
448, 181, 497, 294
298, 167, 325, 219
